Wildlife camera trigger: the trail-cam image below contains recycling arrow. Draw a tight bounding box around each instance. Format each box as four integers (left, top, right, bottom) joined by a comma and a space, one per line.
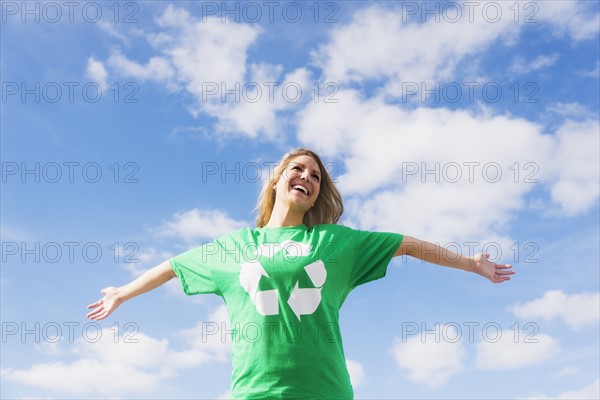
239, 242, 327, 320
287, 260, 327, 320
239, 260, 279, 316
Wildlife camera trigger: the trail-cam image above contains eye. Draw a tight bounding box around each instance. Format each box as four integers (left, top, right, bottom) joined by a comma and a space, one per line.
291, 165, 301, 171
312, 174, 320, 182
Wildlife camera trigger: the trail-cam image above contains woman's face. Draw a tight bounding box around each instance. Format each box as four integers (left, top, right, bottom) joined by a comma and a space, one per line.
274, 155, 322, 211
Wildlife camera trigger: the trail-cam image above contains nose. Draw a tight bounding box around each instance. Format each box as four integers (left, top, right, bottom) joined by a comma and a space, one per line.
300, 168, 312, 183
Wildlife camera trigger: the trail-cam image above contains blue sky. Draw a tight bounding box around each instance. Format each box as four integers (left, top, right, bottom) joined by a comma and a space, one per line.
1, 0, 599, 398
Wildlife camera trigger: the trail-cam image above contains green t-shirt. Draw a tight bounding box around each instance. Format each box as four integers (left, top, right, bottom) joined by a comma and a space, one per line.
169, 223, 403, 399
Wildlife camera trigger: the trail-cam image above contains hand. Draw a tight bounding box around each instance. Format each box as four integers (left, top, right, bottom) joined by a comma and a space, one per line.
473, 253, 514, 283
86, 287, 123, 321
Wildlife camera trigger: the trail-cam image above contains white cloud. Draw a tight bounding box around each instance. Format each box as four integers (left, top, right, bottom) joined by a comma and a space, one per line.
392, 325, 466, 387
4, 307, 230, 396
346, 359, 365, 388
34, 339, 63, 356
201, 64, 312, 140
579, 60, 600, 78
96, 20, 131, 44
555, 378, 600, 399
475, 330, 559, 370
122, 246, 173, 277
152, 5, 258, 90
549, 120, 600, 216
101, 5, 305, 140
154, 208, 248, 243
6, 359, 161, 395
546, 102, 596, 120
536, 0, 600, 41
510, 54, 559, 75
297, 87, 598, 242
528, 377, 600, 399
296, 2, 598, 241
298, 91, 546, 241
311, 4, 521, 96
0, 224, 32, 242
176, 304, 232, 365
511, 290, 600, 329
107, 50, 175, 84
135, 246, 174, 266
553, 367, 578, 378
85, 57, 108, 90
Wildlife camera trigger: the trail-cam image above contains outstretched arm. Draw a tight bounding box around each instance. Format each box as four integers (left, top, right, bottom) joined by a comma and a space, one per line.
394, 235, 514, 283
86, 260, 176, 321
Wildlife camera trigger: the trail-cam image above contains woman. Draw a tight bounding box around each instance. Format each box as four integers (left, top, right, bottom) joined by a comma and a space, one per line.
87, 148, 514, 399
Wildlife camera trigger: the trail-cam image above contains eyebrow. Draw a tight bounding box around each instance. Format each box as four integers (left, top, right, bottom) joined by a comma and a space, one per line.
290, 162, 321, 177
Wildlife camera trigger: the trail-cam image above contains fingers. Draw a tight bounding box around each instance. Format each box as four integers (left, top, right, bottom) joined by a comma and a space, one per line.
86, 300, 102, 309
86, 305, 103, 320
87, 306, 111, 321
92, 311, 108, 321
496, 269, 515, 275
86, 297, 105, 319
491, 275, 510, 283
491, 270, 513, 283
495, 262, 515, 274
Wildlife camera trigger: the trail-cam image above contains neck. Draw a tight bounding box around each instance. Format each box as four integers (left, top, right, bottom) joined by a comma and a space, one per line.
264, 202, 306, 228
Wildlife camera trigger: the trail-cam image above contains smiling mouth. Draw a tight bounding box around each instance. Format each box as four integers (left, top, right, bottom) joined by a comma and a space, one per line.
292, 184, 309, 196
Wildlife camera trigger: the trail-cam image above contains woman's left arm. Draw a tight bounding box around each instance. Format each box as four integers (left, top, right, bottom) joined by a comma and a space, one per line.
394, 235, 515, 283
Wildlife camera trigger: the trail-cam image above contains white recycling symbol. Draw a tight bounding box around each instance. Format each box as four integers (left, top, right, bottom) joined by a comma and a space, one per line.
239, 240, 327, 320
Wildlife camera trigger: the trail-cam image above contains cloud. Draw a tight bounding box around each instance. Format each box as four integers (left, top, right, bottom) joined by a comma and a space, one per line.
100, 4, 308, 140
296, 2, 598, 240
475, 330, 559, 370
527, 377, 600, 399
346, 359, 365, 388
548, 120, 600, 216
297, 88, 598, 242
554, 378, 600, 399
511, 290, 600, 329
85, 57, 108, 90
553, 367, 578, 378
34, 339, 63, 356
297, 91, 541, 243
121, 245, 173, 277
201, 64, 313, 140
311, 3, 521, 96
392, 324, 466, 387
308, 1, 594, 94
154, 208, 248, 243
4, 306, 230, 396
0, 224, 33, 242
107, 50, 175, 84
6, 359, 161, 395
536, 0, 600, 41
578, 60, 600, 78
510, 54, 559, 75
96, 20, 132, 44
546, 102, 596, 120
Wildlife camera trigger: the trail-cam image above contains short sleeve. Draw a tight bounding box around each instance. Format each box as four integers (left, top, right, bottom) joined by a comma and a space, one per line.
349, 229, 403, 289
169, 244, 220, 296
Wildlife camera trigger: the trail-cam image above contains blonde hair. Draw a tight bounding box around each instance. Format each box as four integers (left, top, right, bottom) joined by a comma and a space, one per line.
255, 148, 343, 228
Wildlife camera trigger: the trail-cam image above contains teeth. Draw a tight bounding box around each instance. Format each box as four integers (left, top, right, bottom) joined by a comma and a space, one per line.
292, 185, 308, 195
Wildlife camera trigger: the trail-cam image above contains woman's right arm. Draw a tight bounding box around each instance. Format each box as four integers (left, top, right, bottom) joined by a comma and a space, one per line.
86, 260, 177, 321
